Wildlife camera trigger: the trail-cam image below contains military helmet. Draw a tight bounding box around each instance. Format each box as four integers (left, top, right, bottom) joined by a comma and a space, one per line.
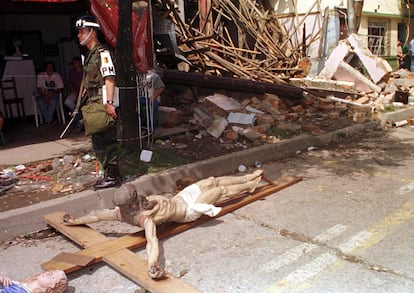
75, 15, 100, 30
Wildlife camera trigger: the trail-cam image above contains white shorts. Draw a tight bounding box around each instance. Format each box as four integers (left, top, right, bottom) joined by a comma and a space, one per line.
177, 184, 222, 222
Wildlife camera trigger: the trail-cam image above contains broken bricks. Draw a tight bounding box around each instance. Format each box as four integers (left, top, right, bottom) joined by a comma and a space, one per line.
187, 90, 357, 146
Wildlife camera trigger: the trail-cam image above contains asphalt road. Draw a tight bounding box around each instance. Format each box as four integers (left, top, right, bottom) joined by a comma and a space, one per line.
1, 125, 414, 292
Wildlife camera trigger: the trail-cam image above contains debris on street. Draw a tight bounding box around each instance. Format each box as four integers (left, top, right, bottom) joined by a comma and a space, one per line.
0, 154, 99, 212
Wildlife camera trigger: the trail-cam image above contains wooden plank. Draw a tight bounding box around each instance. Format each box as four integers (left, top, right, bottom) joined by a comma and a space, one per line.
41, 218, 147, 272
43, 212, 201, 292
42, 175, 301, 274
51, 252, 94, 267
42, 211, 109, 247
103, 249, 200, 293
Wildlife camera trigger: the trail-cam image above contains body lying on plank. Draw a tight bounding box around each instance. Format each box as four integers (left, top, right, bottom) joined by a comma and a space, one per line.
63, 169, 263, 279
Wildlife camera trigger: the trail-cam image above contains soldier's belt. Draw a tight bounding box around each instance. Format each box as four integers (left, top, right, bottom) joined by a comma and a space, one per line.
86, 88, 102, 96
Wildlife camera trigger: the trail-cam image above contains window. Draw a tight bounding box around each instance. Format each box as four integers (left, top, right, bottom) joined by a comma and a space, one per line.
368, 20, 388, 56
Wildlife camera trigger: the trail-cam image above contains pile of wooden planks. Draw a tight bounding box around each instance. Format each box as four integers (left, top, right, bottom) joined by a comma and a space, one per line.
159, 0, 306, 84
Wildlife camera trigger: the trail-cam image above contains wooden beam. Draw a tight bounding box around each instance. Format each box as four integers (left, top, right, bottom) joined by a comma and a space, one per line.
42, 212, 201, 293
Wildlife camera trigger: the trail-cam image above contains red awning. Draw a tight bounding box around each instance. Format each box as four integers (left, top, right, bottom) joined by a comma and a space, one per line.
89, 0, 153, 65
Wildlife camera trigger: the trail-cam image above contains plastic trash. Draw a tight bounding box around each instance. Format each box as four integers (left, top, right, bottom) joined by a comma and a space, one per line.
238, 165, 247, 172
140, 150, 153, 162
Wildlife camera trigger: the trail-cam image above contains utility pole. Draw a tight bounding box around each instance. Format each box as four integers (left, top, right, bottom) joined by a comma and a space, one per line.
354, 0, 364, 32
116, 0, 139, 147
347, 0, 356, 34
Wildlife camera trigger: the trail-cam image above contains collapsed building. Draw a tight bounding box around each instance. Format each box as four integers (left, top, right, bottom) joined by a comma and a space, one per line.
129, 0, 411, 143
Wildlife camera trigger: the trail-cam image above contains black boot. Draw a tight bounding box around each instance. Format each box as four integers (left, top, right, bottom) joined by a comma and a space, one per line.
93, 165, 122, 190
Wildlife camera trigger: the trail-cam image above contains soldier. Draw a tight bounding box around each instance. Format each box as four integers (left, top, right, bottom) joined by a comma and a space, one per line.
63, 169, 263, 279
75, 15, 121, 189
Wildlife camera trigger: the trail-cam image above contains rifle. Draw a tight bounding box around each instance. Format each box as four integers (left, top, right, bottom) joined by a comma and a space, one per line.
59, 109, 83, 139
60, 81, 86, 139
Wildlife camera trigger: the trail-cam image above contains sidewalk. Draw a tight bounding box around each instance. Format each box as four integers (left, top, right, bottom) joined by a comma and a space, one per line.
0, 120, 90, 166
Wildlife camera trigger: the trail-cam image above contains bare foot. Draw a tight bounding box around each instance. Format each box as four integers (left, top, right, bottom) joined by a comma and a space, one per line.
249, 176, 262, 193
253, 169, 264, 177
244, 169, 264, 182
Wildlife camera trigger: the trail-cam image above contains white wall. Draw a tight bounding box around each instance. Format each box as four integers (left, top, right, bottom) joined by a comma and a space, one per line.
363, 1, 405, 15
270, 0, 410, 61
271, 0, 345, 15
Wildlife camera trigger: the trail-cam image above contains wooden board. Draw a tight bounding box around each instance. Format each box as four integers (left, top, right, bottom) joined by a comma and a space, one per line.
52, 252, 94, 267
104, 250, 199, 293
42, 212, 147, 273
42, 212, 201, 293
42, 175, 302, 292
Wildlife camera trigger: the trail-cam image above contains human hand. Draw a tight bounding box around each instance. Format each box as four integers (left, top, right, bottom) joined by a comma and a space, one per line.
106, 104, 117, 119
62, 214, 77, 225
149, 264, 168, 280
0, 275, 12, 287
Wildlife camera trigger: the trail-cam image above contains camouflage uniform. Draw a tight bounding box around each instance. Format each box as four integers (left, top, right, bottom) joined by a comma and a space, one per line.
82, 43, 120, 179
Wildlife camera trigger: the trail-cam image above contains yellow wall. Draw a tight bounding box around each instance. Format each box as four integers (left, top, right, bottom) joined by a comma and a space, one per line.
271, 0, 412, 60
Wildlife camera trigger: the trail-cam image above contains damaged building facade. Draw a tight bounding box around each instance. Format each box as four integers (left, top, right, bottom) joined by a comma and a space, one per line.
154, 1, 413, 74
269, 0, 414, 73
151, 1, 411, 131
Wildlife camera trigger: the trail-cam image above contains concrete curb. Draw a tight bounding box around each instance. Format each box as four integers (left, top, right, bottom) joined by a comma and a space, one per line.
378, 107, 414, 125
0, 121, 378, 241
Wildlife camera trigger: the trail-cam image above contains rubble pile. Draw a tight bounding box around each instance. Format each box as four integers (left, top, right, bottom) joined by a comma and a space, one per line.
157, 0, 307, 82
172, 90, 355, 146
291, 33, 414, 126
156, 0, 414, 131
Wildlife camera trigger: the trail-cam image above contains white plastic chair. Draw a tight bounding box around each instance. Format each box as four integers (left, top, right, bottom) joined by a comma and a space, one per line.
32, 92, 66, 127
